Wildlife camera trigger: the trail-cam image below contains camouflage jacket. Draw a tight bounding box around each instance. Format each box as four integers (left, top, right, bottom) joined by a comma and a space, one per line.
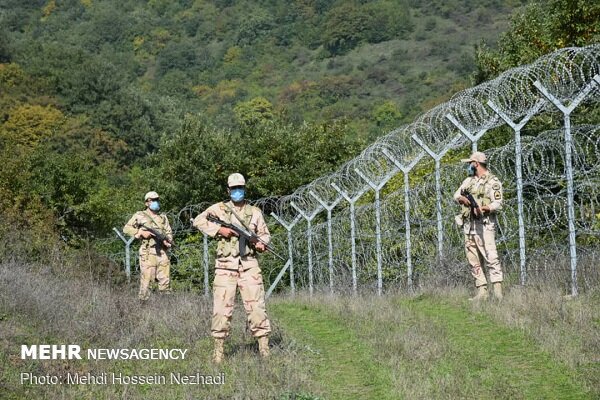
193, 201, 270, 271
453, 172, 503, 234
123, 210, 173, 255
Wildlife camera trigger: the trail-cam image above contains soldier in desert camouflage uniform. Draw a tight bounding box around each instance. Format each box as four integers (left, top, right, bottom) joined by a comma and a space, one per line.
193, 173, 272, 363
454, 152, 504, 301
123, 191, 173, 301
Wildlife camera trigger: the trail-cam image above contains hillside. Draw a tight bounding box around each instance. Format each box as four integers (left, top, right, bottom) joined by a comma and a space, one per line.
0, 0, 521, 245
3, 0, 518, 138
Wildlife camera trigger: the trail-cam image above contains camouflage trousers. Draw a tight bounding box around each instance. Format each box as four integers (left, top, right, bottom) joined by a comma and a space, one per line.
138, 250, 171, 300
211, 266, 271, 339
464, 223, 503, 287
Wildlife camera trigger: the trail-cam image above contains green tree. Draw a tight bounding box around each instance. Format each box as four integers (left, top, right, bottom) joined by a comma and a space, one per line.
0, 28, 12, 62
234, 97, 274, 128
322, 3, 371, 55
372, 101, 402, 128
153, 116, 364, 207
235, 9, 275, 45
474, 0, 600, 82
0, 104, 65, 147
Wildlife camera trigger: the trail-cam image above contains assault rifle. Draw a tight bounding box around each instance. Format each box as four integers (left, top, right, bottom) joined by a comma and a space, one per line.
135, 222, 174, 249
461, 189, 482, 219
206, 214, 285, 261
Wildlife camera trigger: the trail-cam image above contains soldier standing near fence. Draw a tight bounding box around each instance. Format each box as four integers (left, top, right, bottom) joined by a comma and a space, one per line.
454, 152, 504, 301
193, 173, 272, 364
123, 191, 173, 301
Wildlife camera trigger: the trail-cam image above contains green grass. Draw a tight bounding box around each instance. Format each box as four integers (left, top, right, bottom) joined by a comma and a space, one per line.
403, 294, 590, 399
271, 293, 595, 399
271, 302, 394, 400
1, 262, 597, 399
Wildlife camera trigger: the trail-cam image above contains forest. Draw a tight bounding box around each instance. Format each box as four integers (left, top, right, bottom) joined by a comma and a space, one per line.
0, 0, 598, 260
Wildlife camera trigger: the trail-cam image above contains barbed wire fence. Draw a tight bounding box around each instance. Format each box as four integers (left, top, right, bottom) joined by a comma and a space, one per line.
103, 45, 600, 298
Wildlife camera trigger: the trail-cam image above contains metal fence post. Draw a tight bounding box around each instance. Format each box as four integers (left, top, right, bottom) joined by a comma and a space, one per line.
203, 233, 210, 297
411, 134, 462, 263
113, 228, 135, 283
290, 202, 323, 296
270, 213, 302, 295
534, 76, 599, 297
446, 113, 497, 153
331, 183, 369, 294
310, 191, 343, 293
487, 99, 546, 286
381, 149, 425, 290
355, 166, 399, 296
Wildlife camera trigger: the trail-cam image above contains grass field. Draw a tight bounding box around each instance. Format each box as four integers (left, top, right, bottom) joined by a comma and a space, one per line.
1, 262, 598, 399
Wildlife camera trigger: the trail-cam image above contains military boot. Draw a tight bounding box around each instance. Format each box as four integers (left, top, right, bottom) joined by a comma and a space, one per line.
212, 338, 224, 364
258, 336, 270, 358
492, 282, 503, 300
469, 285, 488, 301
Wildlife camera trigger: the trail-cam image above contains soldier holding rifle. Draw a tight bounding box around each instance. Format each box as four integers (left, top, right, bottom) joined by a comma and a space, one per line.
454, 152, 504, 301
193, 173, 272, 363
123, 191, 174, 301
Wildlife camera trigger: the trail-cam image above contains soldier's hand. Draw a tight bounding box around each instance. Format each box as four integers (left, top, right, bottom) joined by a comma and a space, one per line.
480, 205, 490, 213
218, 227, 238, 238
136, 230, 154, 239
163, 240, 172, 248
458, 196, 470, 206
255, 242, 266, 252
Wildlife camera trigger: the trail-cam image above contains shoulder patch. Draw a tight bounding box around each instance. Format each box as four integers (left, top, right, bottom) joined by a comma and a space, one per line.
492, 182, 501, 190
494, 191, 501, 200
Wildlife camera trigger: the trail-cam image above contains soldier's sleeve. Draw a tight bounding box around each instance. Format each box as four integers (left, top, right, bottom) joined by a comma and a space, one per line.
487, 177, 503, 212
123, 213, 140, 238
252, 208, 271, 245
453, 178, 468, 203
193, 204, 221, 237
162, 214, 173, 242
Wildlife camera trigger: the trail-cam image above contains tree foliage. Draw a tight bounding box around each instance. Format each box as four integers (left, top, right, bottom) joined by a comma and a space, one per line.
474, 0, 600, 82
154, 116, 365, 207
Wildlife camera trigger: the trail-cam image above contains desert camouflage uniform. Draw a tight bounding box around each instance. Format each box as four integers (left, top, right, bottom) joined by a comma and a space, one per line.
124, 211, 173, 300
454, 172, 504, 287
193, 201, 272, 339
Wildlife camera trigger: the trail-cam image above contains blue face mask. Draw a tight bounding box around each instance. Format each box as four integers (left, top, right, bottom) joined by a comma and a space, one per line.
149, 200, 160, 212
466, 164, 476, 176
230, 188, 245, 202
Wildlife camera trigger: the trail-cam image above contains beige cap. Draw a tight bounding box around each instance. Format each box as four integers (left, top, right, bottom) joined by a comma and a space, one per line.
227, 173, 246, 187
144, 191, 160, 201
461, 151, 487, 163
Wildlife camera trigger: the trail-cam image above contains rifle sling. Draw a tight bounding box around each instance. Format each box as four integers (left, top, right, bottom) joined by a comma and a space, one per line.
223, 202, 255, 258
